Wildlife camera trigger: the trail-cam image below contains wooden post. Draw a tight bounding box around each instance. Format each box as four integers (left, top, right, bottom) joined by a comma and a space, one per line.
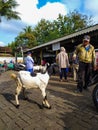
40, 50, 42, 65
15, 52, 17, 63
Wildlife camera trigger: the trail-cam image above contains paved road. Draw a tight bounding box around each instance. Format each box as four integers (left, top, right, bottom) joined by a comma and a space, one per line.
0, 70, 98, 130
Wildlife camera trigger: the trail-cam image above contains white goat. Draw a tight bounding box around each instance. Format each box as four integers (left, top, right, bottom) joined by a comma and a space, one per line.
11, 65, 52, 109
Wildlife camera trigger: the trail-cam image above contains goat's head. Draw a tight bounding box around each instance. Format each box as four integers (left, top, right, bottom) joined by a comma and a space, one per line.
39, 63, 59, 76
38, 63, 50, 74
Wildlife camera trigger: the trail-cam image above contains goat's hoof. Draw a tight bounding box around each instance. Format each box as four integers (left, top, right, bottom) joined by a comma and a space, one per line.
16, 105, 20, 109
40, 105, 44, 109
24, 97, 28, 100
40, 104, 44, 109
42, 104, 51, 109
48, 106, 51, 109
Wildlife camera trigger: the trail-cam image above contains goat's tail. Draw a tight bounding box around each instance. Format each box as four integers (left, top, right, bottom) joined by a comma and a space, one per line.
11, 73, 17, 80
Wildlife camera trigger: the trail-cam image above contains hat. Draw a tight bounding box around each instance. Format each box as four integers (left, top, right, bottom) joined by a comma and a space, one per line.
83, 35, 90, 42
27, 52, 32, 55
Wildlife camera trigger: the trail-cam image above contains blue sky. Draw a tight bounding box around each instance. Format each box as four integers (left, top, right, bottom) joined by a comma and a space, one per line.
0, 0, 98, 46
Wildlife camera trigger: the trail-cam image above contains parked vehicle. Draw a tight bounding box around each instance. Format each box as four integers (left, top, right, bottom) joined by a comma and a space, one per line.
0, 62, 14, 71
14, 63, 26, 71
91, 49, 98, 110
7, 63, 15, 70
91, 70, 98, 110
95, 49, 98, 70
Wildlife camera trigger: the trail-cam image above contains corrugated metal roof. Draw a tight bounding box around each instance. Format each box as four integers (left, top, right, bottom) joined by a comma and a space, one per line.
25, 24, 98, 52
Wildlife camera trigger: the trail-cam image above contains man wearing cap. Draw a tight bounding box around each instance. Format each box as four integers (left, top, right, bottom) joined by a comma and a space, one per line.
73, 35, 96, 92
25, 52, 34, 73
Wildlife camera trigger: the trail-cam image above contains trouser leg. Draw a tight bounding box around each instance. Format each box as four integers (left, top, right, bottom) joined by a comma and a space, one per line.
60, 68, 63, 80
60, 68, 67, 80
64, 68, 67, 79
77, 62, 85, 92
76, 65, 79, 81
84, 63, 92, 89
73, 64, 77, 81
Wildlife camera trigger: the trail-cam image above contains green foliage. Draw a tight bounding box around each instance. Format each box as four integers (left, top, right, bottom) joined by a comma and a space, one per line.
33, 19, 52, 44
8, 10, 94, 55
0, 0, 21, 22
32, 11, 93, 46
9, 26, 37, 55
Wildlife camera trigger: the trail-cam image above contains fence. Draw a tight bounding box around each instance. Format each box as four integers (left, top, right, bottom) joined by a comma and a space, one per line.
0, 57, 23, 63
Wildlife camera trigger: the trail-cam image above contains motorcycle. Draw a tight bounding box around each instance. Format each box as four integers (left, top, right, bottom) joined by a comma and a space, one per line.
14, 63, 26, 71
89, 70, 98, 110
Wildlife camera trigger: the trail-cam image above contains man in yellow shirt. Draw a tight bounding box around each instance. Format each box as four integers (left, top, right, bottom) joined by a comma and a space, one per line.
73, 35, 96, 92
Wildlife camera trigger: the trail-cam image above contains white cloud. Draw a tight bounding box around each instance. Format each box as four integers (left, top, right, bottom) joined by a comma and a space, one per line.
84, 0, 98, 12
39, 2, 67, 21
62, 0, 82, 11
16, 0, 67, 25
62, 0, 98, 23
0, 22, 18, 32
0, 0, 67, 46
0, 18, 26, 35
0, 41, 6, 47
84, 0, 98, 23
1, 0, 98, 46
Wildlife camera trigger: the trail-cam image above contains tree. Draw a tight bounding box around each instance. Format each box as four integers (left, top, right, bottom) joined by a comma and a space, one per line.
9, 26, 37, 55
9, 10, 94, 52
33, 19, 52, 44
18, 26, 37, 48
0, 0, 21, 22
66, 10, 93, 33
53, 10, 93, 37
33, 11, 93, 45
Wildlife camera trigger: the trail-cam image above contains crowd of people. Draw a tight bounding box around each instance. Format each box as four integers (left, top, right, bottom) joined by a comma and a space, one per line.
25, 35, 96, 93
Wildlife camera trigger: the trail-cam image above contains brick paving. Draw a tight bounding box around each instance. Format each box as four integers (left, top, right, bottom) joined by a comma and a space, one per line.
0, 70, 98, 130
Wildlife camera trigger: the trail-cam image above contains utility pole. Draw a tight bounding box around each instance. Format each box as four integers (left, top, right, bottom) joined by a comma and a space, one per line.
20, 46, 24, 63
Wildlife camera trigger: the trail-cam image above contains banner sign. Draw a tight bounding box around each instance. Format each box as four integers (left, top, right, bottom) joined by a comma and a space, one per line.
52, 43, 60, 51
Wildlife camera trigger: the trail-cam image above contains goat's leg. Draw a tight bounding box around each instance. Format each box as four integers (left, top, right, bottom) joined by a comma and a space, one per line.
15, 84, 22, 108
41, 88, 51, 109
22, 87, 28, 100
43, 95, 51, 109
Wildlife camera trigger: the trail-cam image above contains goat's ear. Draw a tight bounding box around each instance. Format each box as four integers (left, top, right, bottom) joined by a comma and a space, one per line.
45, 62, 50, 67
11, 73, 17, 79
